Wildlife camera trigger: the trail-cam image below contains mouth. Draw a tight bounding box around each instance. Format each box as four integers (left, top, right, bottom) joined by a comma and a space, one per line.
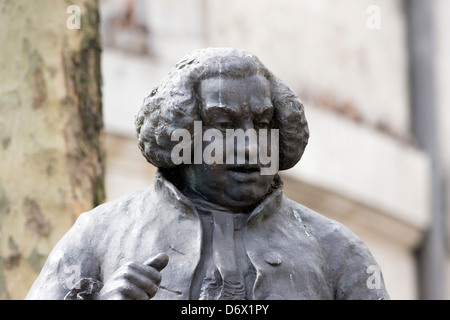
226, 166, 261, 182
226, 166, 260, 174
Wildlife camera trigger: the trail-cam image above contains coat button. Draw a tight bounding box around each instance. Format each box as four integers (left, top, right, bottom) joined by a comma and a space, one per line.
264, 251, 282, 266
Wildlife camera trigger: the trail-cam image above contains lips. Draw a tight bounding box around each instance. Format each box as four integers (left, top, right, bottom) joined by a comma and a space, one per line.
226, 165, 261, 182
226, 165, 260, 174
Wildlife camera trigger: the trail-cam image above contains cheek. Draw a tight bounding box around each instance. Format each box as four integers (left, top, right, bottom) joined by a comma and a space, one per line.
191, 164, 227, 192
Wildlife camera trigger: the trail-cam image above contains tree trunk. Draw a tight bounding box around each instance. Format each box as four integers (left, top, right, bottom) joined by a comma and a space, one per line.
0, 0, 104, 299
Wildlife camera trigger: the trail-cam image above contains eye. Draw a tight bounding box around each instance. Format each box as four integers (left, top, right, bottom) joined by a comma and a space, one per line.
254, 106, 274, 129
254, 119, 271, 129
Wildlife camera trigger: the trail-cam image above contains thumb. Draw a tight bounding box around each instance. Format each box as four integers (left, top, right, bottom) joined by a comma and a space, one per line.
144, 253, 169, 271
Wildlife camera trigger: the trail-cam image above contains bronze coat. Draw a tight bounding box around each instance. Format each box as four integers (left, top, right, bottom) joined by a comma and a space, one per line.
26, 172, 389, 300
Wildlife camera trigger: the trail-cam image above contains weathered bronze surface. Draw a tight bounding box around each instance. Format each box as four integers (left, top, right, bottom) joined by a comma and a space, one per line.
26, 48, 389, 300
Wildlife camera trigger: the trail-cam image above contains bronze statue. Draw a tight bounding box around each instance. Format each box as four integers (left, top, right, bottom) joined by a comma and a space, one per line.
26, 48, 389, 300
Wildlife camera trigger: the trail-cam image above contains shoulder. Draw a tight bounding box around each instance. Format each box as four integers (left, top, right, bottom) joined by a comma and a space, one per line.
56, 185, 155, 254
280, 195, 373, 265
280, 195, 390, 299
281, 195, 360, 245
75, 185, 156, 227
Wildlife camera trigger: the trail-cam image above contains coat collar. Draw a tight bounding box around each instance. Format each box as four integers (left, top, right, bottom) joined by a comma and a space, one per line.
153, 169, 284, 223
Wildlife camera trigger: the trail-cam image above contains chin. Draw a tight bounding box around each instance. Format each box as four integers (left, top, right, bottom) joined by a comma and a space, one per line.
224, 188, 267, 210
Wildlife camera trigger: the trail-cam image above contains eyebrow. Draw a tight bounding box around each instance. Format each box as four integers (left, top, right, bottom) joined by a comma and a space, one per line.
202, 105, 241, 118
202, 105, 274, 123
254, 105, 274, 117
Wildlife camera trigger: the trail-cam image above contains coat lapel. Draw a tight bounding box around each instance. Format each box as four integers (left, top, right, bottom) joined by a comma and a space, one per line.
142, 173, 203, 299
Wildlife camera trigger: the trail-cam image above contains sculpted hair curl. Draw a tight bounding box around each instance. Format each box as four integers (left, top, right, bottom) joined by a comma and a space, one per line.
135, 47, 309, 170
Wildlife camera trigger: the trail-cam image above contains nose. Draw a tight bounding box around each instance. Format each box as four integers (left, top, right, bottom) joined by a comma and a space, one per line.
245, 135, 258, 165
235, 121, 259, 165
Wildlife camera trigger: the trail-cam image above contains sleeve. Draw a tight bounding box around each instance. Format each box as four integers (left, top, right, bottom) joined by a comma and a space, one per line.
325, 223, 390, 300
25, 211, 102, 300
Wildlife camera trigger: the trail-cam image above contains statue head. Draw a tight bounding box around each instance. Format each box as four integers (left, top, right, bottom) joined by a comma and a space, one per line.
135, 48, 309, 211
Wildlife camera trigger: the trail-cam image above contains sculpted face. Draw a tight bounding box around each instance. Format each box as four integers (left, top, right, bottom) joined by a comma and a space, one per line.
180, 74, 277, 212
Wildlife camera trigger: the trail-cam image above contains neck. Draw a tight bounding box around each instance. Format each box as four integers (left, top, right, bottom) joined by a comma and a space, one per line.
182, 188, 253, 214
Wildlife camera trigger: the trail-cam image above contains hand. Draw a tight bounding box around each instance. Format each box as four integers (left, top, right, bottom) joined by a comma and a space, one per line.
97, 253, 169, 300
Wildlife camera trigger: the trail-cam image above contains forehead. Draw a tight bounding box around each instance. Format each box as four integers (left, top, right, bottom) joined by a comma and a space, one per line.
199, 74, 272, 112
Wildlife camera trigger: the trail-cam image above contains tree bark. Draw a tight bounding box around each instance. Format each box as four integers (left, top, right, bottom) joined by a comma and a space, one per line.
0, 0, 104, 299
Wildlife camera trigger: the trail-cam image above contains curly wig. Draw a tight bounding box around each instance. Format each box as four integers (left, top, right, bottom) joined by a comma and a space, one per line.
135, 47, 309, 171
